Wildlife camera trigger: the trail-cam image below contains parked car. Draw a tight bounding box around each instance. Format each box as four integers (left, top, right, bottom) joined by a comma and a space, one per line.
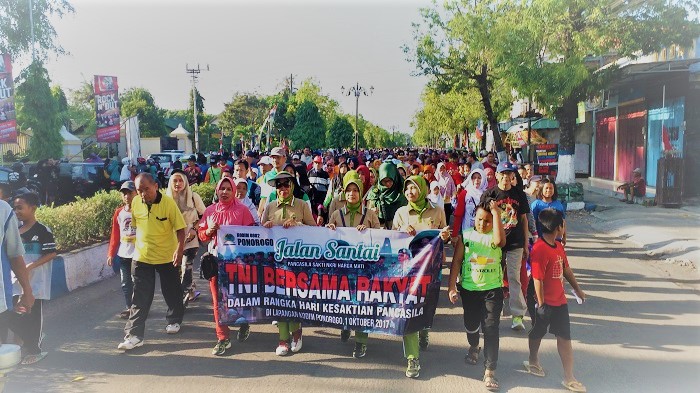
55, 162, 110, 204
148, 150, 185, 179
0, 165, 41, 197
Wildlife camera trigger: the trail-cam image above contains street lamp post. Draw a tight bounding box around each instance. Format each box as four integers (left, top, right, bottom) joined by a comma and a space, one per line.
341, 83, 373, 151
186, 63, 209, 153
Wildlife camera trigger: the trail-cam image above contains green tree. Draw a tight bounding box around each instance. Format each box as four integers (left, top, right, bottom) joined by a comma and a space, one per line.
289, 101, 325, 150
218, 93, 268, 142
327, 116, 354, 149
406, 0, 516, 159
15, 62, 62, 160
120, 87, 165, 137
51, 84, 70, 130
288, 78, 339, 127
501, 0, 700, 182
413, 86, 484, 148
67, 80, 96, 135
0, 0, 74, 59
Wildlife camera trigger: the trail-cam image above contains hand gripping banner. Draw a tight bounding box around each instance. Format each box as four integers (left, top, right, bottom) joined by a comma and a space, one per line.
215, 226, 444, 336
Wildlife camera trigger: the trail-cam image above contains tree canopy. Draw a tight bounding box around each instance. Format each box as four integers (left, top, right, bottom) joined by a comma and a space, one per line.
15, 62, 63, 160
289, 100, 325, 150
120, 87, 165, 138
0, 0, 74, 60
499, 0, 699, 182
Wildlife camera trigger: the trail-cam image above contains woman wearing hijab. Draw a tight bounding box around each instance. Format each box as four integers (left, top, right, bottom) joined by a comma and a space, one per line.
355, 165, 371, 199
261, 172, 316, 356
392, 175, 451, 378
325, 162, 350, 218
198, 178, 256, 356
435, 162, 457, 222
326, 171, 381, 358
428, 180, 441, 206
451, 168, 487, 238
368, 162, 407, 229
166, 171, 207, 304
484, 167, 497, 190
365, 167, 379, 202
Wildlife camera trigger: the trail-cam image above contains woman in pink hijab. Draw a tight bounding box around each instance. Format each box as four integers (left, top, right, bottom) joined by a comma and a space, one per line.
484, 167, 497, 189
198, 177, 256, 356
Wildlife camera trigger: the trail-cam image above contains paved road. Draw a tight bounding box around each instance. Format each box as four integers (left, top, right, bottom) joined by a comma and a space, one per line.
3, 214, 699, 393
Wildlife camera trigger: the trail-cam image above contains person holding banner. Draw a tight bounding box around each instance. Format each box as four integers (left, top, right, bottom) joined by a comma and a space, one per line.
198, 177, 256, 356
261, 172, 316, 356
448, 200, 506, 392
392, 175, 451, 378
326, 170, 380, 358
368, 162, 407, 230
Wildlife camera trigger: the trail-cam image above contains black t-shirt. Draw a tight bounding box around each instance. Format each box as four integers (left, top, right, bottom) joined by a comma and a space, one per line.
480, 186, 530, 251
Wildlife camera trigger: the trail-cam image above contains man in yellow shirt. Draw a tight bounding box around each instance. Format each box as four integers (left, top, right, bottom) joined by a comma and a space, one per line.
118, 174, 187, 350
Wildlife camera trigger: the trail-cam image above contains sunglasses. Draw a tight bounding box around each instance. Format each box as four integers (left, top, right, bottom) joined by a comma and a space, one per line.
276, 181, 291, 189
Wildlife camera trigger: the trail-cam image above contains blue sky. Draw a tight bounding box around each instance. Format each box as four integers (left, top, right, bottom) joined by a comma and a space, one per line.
40, 0, 431, 135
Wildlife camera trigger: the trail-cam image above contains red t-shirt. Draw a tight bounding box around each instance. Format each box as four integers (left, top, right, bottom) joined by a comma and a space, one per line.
530, 238, 569, 306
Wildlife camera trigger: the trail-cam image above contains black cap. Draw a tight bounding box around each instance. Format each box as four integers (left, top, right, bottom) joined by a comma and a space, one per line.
246, 150, 256, 157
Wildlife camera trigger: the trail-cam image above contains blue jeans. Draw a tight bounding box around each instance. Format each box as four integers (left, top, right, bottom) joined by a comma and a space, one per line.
120, 257, 134, 308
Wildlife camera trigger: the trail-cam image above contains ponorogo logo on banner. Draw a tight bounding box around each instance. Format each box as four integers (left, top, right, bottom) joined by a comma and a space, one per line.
216, 226, 444, 336
0, 54, 17, 144
94, 75, 120, 143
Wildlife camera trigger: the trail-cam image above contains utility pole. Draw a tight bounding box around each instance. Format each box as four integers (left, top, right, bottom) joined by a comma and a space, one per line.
341, 83, 374, 151
186, 63, 209, 153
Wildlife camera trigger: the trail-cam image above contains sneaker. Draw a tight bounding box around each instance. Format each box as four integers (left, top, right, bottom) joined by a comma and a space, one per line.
237, 323, 250, 342
419, 329, 430, 350
340, 329, 351, 342
21, 352, 47, 365
353, 342, 367, 358
119, 309, 130, 319
117, 336, 143, 350
165, 323, 181, 334
212, 339, 231, 356
291, 328, 303, 353
406, 357, 421, 378
276, 340, 289, 356
511, 316, 525, 331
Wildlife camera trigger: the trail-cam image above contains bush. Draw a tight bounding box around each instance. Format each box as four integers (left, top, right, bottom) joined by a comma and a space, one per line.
191, 183, 215, 206
36, 190, 122, 252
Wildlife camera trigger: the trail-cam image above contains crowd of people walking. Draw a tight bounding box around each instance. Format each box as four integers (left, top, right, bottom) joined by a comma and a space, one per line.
0, 145, 587, 392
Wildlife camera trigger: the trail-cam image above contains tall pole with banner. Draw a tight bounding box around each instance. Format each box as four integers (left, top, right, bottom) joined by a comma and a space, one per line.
0, 54, 18, 165
94, 76, 120, 150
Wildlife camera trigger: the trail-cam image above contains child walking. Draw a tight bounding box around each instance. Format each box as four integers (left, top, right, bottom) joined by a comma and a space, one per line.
11, 191, 57, 364
448, 201, 505, 391
107, 181, 137, 319
524, 208, 587, 393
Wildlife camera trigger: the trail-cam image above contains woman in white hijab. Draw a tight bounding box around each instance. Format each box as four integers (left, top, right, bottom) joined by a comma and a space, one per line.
166, 171, 207, 304
427, 180, 442, 206
451, 168, 487, 240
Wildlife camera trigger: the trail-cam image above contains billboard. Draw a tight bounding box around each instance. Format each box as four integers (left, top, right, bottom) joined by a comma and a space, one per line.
0, 54, 17, 143
94, 75, 120, 143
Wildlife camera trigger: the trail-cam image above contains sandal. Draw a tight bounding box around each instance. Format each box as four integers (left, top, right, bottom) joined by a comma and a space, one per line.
562, 380, 587, 393
483, 373, 499, 392
464, 346, 480, 365
523, 360, 546, 377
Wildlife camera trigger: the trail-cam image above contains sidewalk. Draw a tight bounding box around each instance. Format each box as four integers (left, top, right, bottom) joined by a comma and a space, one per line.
582, 181, 700, 269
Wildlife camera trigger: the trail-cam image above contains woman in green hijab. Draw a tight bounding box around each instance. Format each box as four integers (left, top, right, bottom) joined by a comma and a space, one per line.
392, 175, 452, 379
326, 170, 381, 358
368, 162, 407, 229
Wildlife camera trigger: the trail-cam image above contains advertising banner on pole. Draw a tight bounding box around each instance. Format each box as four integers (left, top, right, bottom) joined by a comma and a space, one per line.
535, 143, 559, 176
216, 226, 444, 336
0, 54, 17, 143
94, 75, 120, 143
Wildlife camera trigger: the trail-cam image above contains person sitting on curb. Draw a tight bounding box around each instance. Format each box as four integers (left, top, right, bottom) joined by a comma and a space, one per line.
616, 168, 646, 204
